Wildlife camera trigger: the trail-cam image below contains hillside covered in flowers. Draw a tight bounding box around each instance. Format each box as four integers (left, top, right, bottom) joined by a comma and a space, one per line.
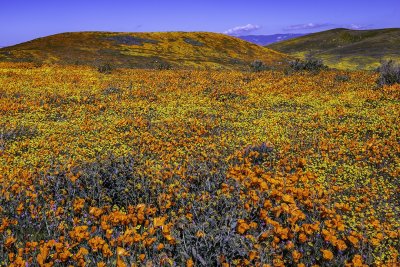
0, 32, 287, 70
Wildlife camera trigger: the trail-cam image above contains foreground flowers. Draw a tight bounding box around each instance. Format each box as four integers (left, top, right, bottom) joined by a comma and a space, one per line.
0, 63, 399, 266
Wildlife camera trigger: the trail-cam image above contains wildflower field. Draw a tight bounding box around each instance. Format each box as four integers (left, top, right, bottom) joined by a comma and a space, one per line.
0, 62, 399, 266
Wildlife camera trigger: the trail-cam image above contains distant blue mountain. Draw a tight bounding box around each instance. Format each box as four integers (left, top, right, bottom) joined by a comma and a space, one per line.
237, 34, 306, 46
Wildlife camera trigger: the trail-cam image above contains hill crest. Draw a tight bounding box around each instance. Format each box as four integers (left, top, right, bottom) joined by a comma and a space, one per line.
0, 31, 288, 70
267, 28, 400, 70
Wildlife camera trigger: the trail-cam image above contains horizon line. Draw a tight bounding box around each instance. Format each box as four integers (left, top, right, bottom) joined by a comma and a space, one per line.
1, 26, 399, 47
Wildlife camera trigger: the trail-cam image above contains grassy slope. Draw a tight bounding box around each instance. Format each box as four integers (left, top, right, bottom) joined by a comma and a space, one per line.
268, 28, 400, 70
0, 31, 288, 70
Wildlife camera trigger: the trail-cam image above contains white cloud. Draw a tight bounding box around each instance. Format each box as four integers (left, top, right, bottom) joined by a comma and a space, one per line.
283, 22, 374, 32
284, 23, 333, 31
348, 24, 363, 30
346, 24, 373, 30
223, 24, 261, 36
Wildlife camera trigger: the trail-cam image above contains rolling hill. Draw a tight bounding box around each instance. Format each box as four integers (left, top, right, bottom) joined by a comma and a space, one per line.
0, 31, 288, 70
268, 28, 400, 70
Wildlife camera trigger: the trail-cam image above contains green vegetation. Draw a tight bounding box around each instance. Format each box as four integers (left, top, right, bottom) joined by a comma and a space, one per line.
268, 28, 400, 70
0, 32, 288, 70
249, 60, 270, 72
97, 63, 113, 74
287, 55, 328, 73
376, 60, 400, 87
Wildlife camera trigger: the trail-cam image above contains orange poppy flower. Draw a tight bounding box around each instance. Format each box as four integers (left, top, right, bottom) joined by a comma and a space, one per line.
347, 235, 359, 247
292, 250, 302, 262
298, 233, 307, 243
321, 249, 334, 260
5, 236, 16, 248
352, 255, 363, 267
116, 258, 127, 267
282, 194, 294, 203
336, 239, 347, 251
117, 247, 129, 257
186, 258, 194, 267
139, 254, 146, 261
249, 250, 257, 261
196, 230, 205, 238
237, 220, 250, 234
153, 216, 166, 227
101, 243, 113, 257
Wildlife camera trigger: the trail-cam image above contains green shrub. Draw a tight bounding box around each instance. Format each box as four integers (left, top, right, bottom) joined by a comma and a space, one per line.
0, 124, 37, 151
102, 86, 122, 95
334, 74, 351, 82
288, 55, 327, 73
376, 60, 400, 87
0, 124, 37, 143
97, 63, 113, 74
154, 60, 172, 70
183, 38, 204, 46
250, 60, 271, 72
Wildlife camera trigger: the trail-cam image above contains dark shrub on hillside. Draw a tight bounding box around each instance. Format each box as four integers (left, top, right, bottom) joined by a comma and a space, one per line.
0, 124, 37, 143
376, 60, 400, 87
97, 63, 113, 74
184, 38, 204, 46
0, 124, 37, 151
243, 142, 276, 165
250, 60, 272, 72
102, 86, 122, 95
288, 55, 327, 73
334, 74, 351, 82
106, 35, 159, 46
214, 92, 247, 102
155, 60, 172, 70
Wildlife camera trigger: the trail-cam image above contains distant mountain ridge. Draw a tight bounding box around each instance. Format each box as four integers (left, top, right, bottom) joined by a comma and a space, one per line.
238, 34, 306, 46
267, 28, 400, 70
0, 31, 288, 70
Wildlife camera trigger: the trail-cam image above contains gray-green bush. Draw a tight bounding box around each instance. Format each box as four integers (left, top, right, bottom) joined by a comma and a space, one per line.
288, 55, 327, 73
376, 60, 400, 87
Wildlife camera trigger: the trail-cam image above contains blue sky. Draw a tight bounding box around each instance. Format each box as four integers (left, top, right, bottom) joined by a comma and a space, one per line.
1, 0, 399, 46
